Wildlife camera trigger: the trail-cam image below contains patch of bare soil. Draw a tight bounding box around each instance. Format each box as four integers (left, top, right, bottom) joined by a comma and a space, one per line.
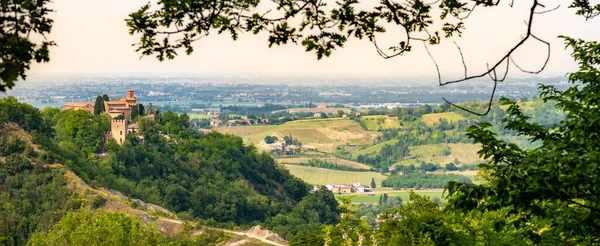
246, 225, 286, 244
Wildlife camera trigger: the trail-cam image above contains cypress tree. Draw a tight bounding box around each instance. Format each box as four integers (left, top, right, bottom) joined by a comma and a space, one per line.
93, 96, 105, 115
138, 103, 145, 116
371, 177, 376, 189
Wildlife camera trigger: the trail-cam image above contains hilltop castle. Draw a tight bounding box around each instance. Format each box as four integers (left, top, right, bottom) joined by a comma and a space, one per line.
105, 90, 138, 121
62, 90, 142, 144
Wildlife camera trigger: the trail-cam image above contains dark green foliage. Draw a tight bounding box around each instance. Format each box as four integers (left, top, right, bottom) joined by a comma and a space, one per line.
298, 158, 372, 172
138, 103, 145, 116
85, 114, 310, 225
131, 104, 139, 119
290, 230, 324, 246
355, 134, 419, 170
27, 210, 163, 246
445, 162, 457, 171
0, 97, 47, 133
264, 135, 278, 144
93, 96, 105, 115
370, 177, 376, 189
52, 109, 110, 153
0, 0, 55, 91
382, 171, 471, 189
267, 187, 339, 240
446, 37, 600, 244
0, 135, 26, 156
375, 192, 465, 245
0, 153, 78, 245
125, 0, 518, 62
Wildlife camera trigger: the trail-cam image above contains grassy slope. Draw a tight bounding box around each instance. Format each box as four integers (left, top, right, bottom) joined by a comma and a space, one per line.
276, 156, 372, 169
283, 164, 387, 186
351, 139, 399, 158
395, 143, 482, 166
359, 116, 401, 131
216, 118, 377, 153
420, 112, 465, 126
187, 113, 214, 120
337, 189, 444, 203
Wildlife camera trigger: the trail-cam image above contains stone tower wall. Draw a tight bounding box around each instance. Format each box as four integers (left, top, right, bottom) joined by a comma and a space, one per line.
111, 119, 127, 144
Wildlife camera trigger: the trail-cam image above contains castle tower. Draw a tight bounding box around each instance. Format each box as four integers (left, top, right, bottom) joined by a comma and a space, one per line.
127, 90, 135, 99
110, 119, 128, 144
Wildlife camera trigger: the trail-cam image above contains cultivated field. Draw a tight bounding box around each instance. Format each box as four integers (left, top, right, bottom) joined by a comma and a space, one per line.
276, 156, 372, 170
421, 112, 465, 126
359, 116, 401, 131
283, 165, 387, 186
188, 113, 214, 120
337, 188, 444, 203
352, 139, 399, 158
216, 118, 378, 153
393, 143, 482, 166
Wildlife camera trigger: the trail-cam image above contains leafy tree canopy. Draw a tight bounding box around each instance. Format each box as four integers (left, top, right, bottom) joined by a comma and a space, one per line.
125, 0, 599, 62
446, 37, 600, 244
0, 0, 54, 91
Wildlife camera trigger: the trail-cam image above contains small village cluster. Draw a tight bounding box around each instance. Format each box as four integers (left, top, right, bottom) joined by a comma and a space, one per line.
323, 182, 372, 194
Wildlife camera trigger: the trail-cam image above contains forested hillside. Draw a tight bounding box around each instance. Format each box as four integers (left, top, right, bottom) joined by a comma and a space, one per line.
0, 97, 338, 244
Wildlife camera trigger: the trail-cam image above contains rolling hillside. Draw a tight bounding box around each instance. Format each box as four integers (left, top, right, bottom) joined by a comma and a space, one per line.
216, 118, 378, 152
420, 112, 465, 126
284, 165, 387, 186
351, 139, 400, 158
276, 155, 372, 170
394, 143, 482, 166
359, 115, 402, 131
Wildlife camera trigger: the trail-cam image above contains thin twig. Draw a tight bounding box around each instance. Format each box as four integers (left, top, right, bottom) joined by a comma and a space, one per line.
534, 4, 561, 15
454, 41, 467, 78
423, 42, 441, 86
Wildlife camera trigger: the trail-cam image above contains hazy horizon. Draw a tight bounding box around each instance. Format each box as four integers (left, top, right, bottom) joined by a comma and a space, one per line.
25, 0, 600, 82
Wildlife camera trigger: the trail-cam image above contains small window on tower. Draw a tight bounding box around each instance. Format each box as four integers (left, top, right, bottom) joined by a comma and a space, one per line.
120, 131, 122, 135
120, 138, 122, 143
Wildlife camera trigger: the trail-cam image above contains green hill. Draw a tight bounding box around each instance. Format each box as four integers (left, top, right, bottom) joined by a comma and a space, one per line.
276, 155, 372, 170
359, 115, 402, 131
420, 112, 465, 126
352, 139, 400, 158
217, 118, 378, 152
284, 164, 387, 186
0, 97, 340, 243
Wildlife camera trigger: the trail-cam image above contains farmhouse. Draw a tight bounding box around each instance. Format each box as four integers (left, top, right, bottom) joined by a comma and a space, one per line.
210, 119, 223, 127
326, 183, 369, 194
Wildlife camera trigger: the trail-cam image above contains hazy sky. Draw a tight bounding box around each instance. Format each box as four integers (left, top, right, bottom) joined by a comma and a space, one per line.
28, 0, 600, 79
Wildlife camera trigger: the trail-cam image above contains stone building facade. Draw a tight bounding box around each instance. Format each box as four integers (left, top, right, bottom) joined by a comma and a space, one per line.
104, 90, 138, 121
62, 102, 95, 114
63, 90, 140, 145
